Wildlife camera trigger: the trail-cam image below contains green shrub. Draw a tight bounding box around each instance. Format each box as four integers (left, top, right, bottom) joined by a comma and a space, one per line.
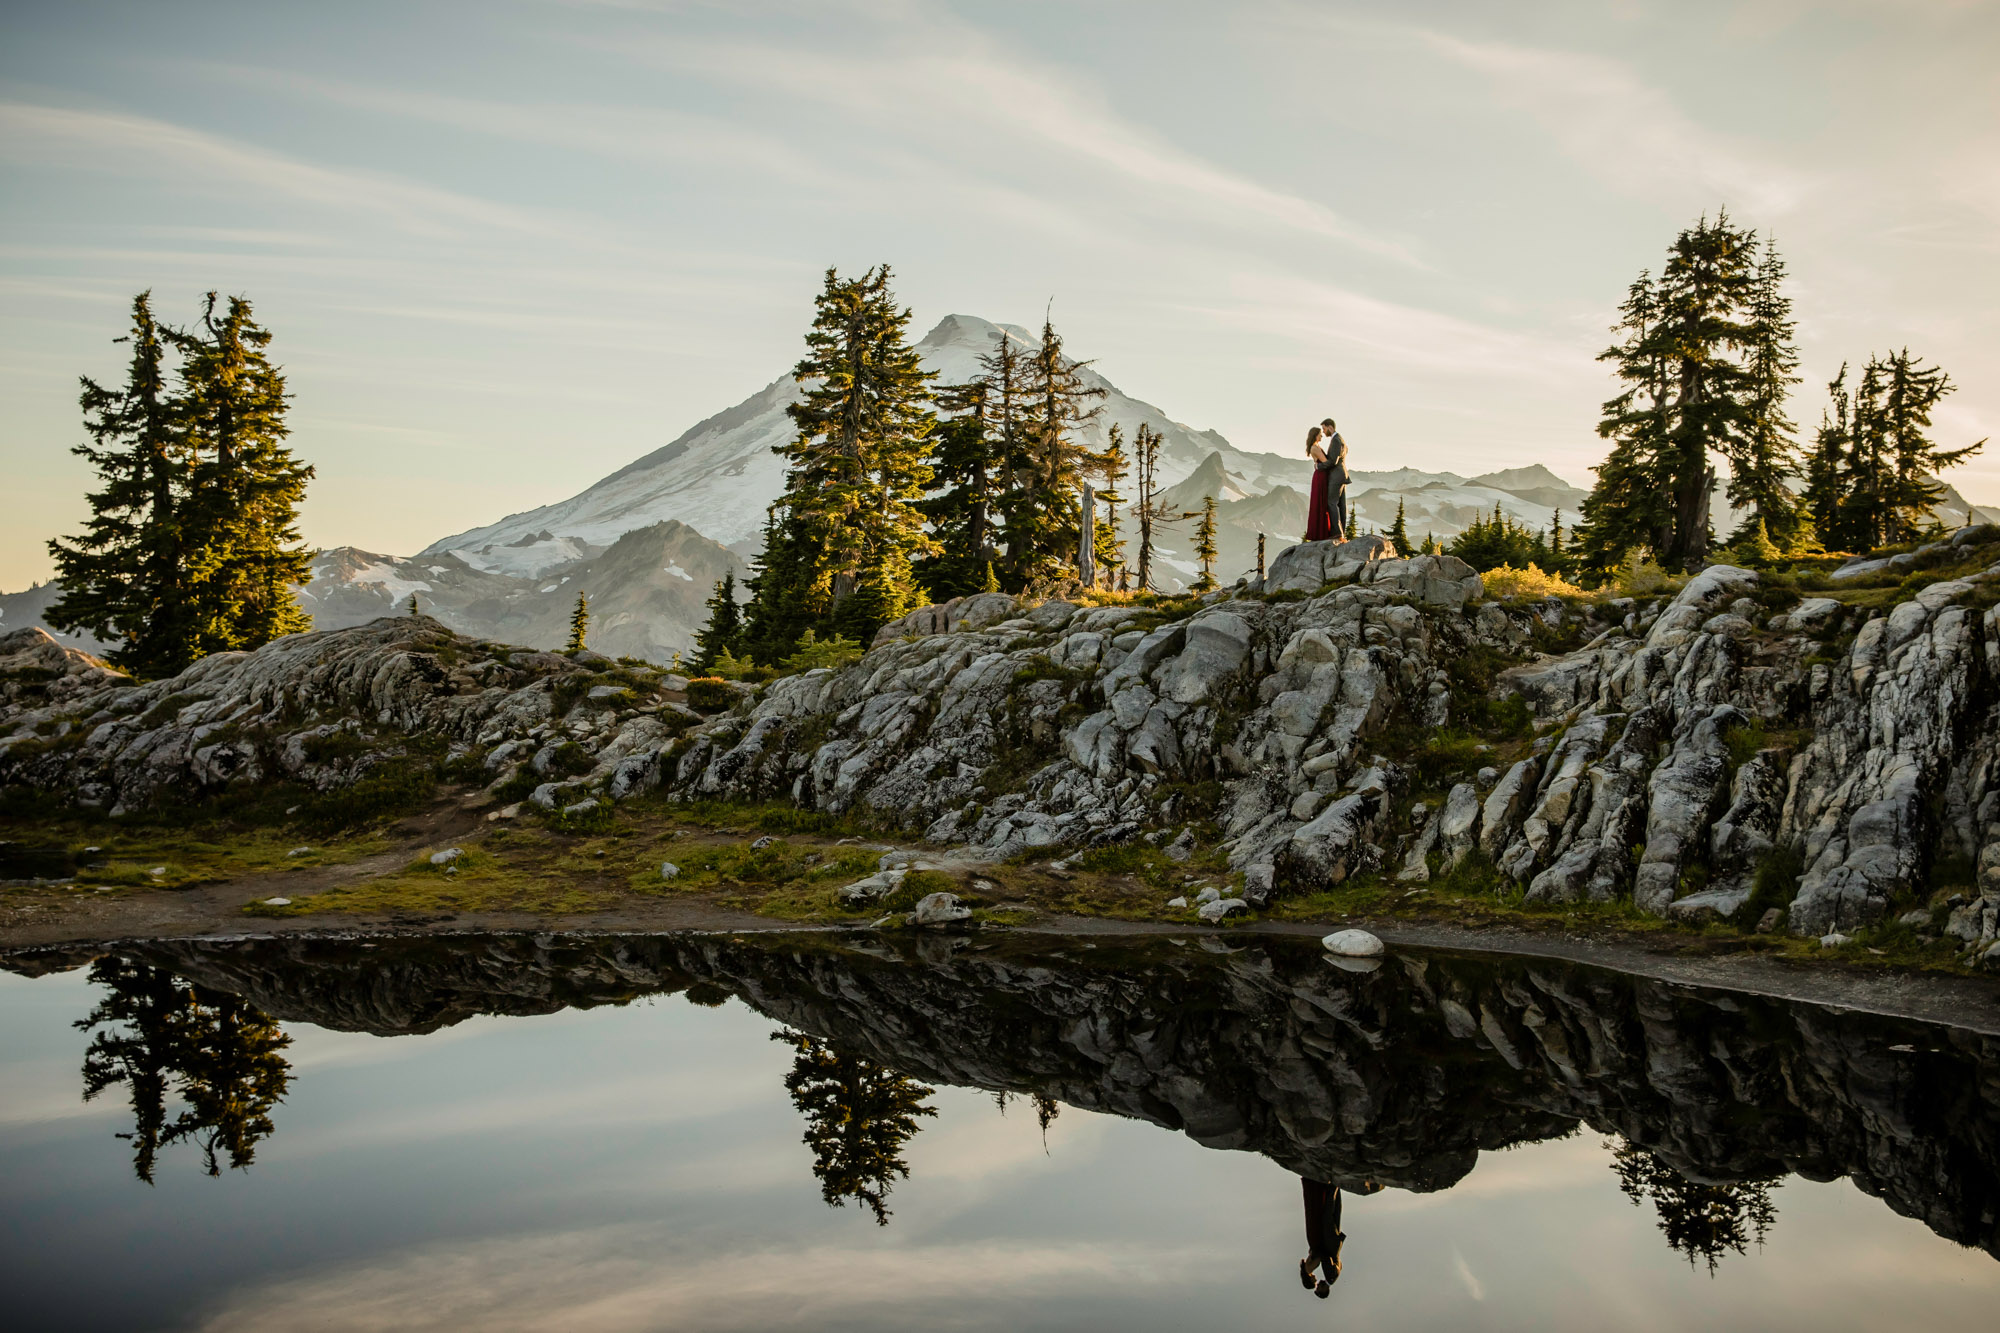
1721, 720, 1769, 770
540, 741, 596, 779
685, 677, 736, 713
1742, 843, 1805, 925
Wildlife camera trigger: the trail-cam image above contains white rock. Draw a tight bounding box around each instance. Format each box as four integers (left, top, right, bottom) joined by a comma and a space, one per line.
286, 846, 313, 857
429, 847, 464, 866
1195, 886, 1222, 905
1322, 928, 1384, 957
262, 897, 292, 907
750, 835, 777, 849
1197, 897, 1248, 923
1166, 895, 1188, 908
1820, 932, 1852, 948
660, 862, 680, 880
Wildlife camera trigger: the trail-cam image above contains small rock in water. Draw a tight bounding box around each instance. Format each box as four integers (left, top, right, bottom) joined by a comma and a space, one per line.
429, 848, 464, 866
1194, 886, 1221, 905
287, 846, 313, 858
262, 897, 292, 907
1166, 896, 1188, 909
1322, 929, 1385, 957
1820, 932, 1852, 948
1197, 897, 1247, 923
750, 835, 777, 850
913, 891, 972, 927
660, 862, 680, 880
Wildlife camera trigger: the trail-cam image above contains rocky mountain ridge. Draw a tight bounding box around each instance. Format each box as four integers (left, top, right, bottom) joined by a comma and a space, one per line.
7, 530, 2000, 963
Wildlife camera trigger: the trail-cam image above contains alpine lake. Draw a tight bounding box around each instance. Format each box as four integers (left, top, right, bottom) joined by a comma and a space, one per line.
4, 930, 1998, 1332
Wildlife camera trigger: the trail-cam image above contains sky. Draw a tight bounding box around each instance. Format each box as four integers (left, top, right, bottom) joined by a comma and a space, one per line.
2, 0, 1996, 590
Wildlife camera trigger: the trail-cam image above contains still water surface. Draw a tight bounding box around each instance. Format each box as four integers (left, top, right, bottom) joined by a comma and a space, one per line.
2, 932, 1998, 1331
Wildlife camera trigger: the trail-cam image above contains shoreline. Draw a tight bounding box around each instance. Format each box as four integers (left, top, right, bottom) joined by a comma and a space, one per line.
8, 897, 2000, 1036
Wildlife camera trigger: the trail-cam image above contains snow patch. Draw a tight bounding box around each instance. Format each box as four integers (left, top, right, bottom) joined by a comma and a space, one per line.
344, 563, 432, 603
664, 563, 693, 581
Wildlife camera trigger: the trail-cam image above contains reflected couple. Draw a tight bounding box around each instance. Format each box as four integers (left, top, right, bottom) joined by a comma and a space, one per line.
1297, 1176, 1380, 1299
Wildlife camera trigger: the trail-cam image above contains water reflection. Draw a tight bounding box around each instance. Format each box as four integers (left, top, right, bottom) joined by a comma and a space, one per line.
1611, 1138, 1781, 1274
28, 931, 2000, 1266
774, 1029, 937, 1224
74, 956, 292, 1183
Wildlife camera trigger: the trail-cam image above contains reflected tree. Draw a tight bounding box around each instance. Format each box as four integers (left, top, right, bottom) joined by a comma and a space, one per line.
773, 1028, 937, 1225
1610, 1138, 1780, 1273
76, 956, 293, 1183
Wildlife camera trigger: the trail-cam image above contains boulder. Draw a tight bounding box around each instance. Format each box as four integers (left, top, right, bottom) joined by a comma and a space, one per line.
913, 891, 972, 926
1321, 928, 1384, 957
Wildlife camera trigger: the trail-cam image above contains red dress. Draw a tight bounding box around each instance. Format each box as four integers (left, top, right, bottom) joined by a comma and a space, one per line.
1305, 465, 1336, 541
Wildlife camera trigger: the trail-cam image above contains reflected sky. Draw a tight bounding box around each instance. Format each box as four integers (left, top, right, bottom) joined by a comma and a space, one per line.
2, 955, 1997, 1333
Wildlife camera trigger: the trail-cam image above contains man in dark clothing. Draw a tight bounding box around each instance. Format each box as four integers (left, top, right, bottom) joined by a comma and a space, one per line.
1299, 1178, 1344, 1298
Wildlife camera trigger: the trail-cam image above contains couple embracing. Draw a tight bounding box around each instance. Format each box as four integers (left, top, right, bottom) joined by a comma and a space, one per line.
1304, 417, 1350, 543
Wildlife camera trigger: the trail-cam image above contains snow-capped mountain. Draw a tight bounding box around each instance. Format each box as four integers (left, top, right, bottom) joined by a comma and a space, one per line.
421, 314, 1324, 576
300, 522, 742, 662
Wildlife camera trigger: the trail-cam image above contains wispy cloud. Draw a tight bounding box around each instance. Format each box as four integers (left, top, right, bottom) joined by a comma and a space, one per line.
1411, 33, 1818, 218
0, 103, 572, 241
599, 13, 1425, 266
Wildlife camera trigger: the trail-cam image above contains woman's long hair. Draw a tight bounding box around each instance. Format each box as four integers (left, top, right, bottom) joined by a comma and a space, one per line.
1305, 424, 1322, 454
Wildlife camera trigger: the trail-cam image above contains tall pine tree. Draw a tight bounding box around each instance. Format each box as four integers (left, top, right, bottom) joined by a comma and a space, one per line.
1577, 216, 1777, 573
1192, 494, 1219, 593
912, 378, 999, 599
1824, 350, 1984, 549
46, 293, 195, 676
996, 316, 1106, 587
745, 267, 936, 656
692, 573, 743, 670
48, 292, 313, 676
173, 293, 314, 655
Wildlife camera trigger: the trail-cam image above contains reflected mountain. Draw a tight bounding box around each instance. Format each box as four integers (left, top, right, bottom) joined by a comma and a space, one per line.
25, 931, 2000, 1259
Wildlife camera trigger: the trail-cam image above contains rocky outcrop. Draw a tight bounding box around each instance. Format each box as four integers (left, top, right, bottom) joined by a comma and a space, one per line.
37, 930, 2000, 1257
0, 620, 694, 816
11, 532, 2000, 956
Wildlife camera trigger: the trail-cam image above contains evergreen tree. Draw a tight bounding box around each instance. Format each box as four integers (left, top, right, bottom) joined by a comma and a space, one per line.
773, 1029, 937, 1225
996, 316, 1106, 586
1388, 497, 1412, 556
692, 573, 743, 670
1192, 494, 1219, 593
406, 592, 420, 617
46, 294, 194, 676
912, 385, 998, 600
1547, 508, 1567, 575
1091, 423, 1129, 586
1730, 239, 1802, 541
1448, 504, 1542, 572
566, 590, 590, 653
979, 561, 1000, 594
1129, 424, 1187, 591
1577, 216, 1774, 573
832, 547, 920, 644
77, 956, 293, 1183
1611, 1138, 1779, 1275
1802, 364, 1852, 546
744, 266, 936, 656
1825, 350, 1984, 550
48, 291, 314, 674
173, 293, 315, 655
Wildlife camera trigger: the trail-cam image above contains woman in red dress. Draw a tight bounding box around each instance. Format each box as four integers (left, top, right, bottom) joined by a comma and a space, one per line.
1304, 424, 1336, 541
